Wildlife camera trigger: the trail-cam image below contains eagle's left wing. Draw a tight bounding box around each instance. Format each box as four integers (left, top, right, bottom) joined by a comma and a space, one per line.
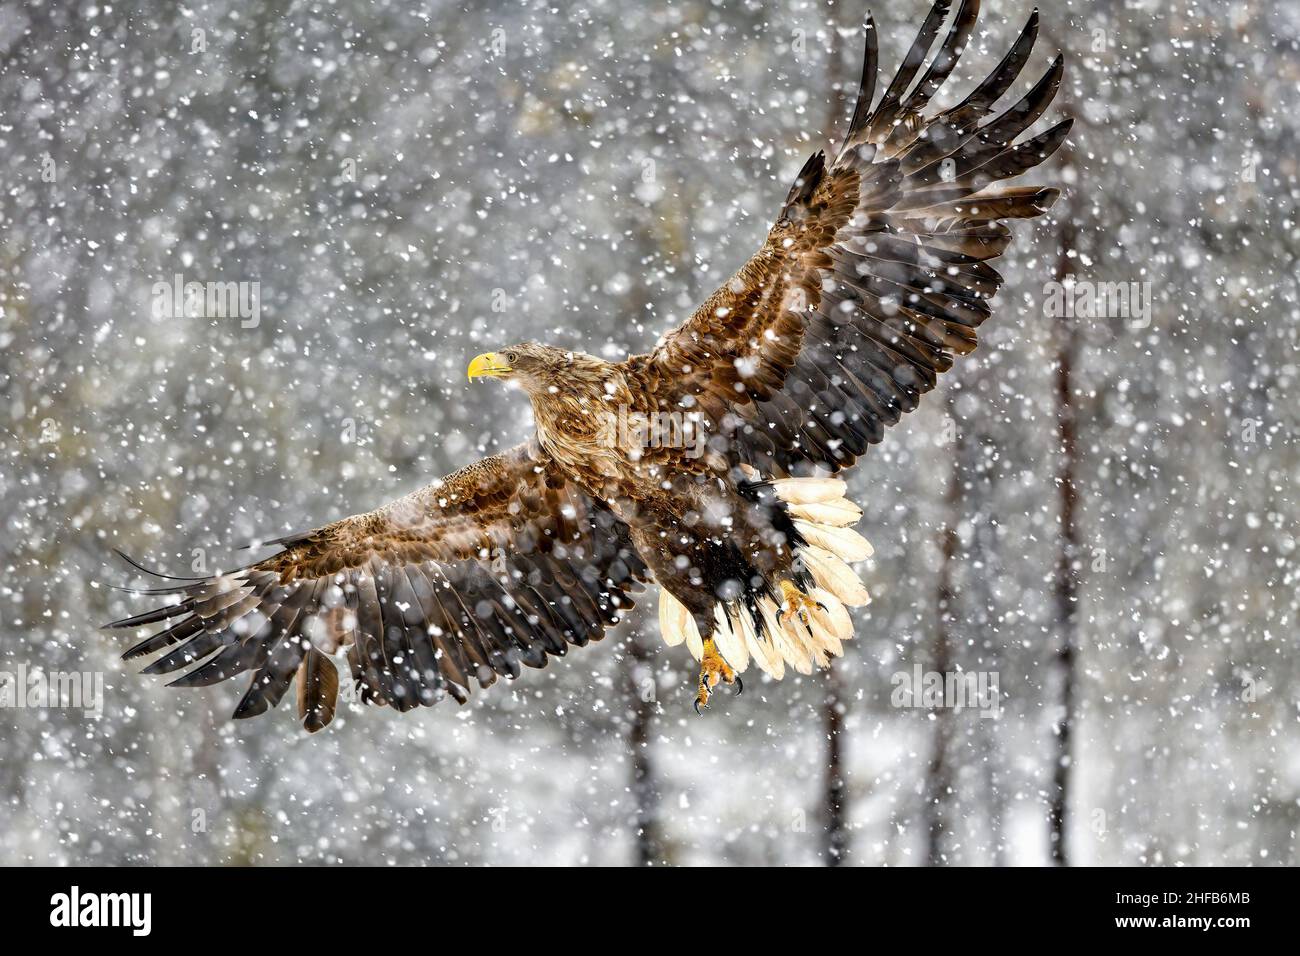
105, 443, 647, 730
624, 0, 1070, 476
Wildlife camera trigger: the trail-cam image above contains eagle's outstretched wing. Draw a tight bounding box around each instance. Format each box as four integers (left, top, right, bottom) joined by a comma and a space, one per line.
106, 443, 648, 730
625, 0, 1070, 476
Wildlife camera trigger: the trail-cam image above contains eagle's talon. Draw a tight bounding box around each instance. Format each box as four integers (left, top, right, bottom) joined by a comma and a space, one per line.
733, 675, 743, 696
695, 636, 736, 713
778, 579, 819, 629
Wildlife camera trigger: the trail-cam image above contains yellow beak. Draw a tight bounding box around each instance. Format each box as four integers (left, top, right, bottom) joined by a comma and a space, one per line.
467, 352, 512, 382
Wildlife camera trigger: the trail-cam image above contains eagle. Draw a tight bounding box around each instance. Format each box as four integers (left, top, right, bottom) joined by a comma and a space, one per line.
107, 0, 1070, 731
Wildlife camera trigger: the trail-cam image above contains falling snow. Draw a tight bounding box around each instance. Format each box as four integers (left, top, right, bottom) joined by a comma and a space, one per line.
0, 0, 1296, 866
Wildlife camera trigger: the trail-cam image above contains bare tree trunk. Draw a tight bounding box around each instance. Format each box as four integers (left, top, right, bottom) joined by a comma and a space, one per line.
973, 503, 1010, 866
626, 631, 663, 866
817, 0, 855, 871
982, 711, 1009, 866
1049, 220, 1080, 866
823, 663, 849, 865
925, 393, 961, 865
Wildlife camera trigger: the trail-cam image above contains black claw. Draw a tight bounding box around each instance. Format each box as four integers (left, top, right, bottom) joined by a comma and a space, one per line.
733, 676, 744, 696
694, 698, 704, 716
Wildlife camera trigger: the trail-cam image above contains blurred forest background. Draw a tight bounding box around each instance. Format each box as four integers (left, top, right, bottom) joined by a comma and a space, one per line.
1, 0, 1297, 865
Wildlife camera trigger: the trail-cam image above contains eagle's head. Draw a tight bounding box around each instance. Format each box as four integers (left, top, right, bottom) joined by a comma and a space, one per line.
467, 342, 609, 396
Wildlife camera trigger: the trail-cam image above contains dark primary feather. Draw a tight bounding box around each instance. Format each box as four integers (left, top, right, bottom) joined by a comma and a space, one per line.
298, 647, 339, 733
863, 0, 954, 145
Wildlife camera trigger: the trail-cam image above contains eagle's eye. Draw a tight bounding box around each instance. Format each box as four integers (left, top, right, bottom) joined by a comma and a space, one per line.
504, 349, 519, 365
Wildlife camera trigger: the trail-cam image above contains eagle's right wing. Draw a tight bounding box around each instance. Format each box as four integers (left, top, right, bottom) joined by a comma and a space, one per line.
106, 443, 648, 730
624, 0, 1070, 477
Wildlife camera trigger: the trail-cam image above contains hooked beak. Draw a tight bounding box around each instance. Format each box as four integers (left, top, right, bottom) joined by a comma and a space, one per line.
467, 352, 512, 382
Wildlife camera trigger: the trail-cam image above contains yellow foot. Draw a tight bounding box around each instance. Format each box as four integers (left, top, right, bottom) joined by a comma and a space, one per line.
694, 637, 741, 714
778, 579, 822, 629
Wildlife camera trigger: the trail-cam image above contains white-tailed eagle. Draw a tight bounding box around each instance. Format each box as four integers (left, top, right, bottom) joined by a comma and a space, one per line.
107, 0, 1070, 730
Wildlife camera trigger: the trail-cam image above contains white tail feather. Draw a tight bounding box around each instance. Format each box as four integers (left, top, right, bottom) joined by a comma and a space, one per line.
801, 546, 872, 606
811, 587, 854, 639
658, 590, 686, 647
684, 617, 703, 660
658, 589, 703, 658
737, 607, 780, 677
712, 605, 749, 673
794, 520, 874, 562
761, 597, 819, 675
808, 608, 844, 658
755, 599, 789, 680
788, 499, 863, 527
769, 477, 847, 505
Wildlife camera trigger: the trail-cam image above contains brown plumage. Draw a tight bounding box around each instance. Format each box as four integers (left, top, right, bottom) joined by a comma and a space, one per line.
106, 0, 1070, 729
